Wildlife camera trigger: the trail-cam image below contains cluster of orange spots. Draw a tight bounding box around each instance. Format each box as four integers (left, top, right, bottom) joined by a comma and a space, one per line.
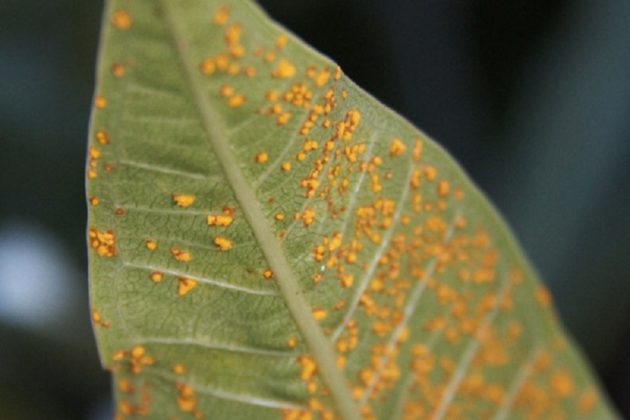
335, 320, 359, 355
283, 83, 313, 107
145, 239, 157, 251
389, 137, 407, 156
95, 129, 109, 145
513, 362, 581, 419
207, 206, 234, 227
177, 277, 198, 296
272, 58, 296, 78
170, 246, 191, 262
212, 5, 230, 25
89, 228, 116, 257
111, 9, 131, 30
299, 103, 324, 136
262, 268, 274, 279
92, 309, 111, 328
280, 356, 334, 420
112, 345, 155, 375
213, 235, 233, 251
300, 208, 316, 227
306, 65, 331, 87
87, 146, 101, 178
254, 152, 269, 163
334, 109, 361, 141
175, 382, 203, 417
111, 63, 125, 77
149, 271, 163, 283
218, 83, 246, 107
199, 14, 257, 78
116, 384, 151, 420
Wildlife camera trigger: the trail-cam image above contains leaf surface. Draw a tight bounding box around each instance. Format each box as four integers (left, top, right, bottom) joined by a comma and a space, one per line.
87, 1, 616, 418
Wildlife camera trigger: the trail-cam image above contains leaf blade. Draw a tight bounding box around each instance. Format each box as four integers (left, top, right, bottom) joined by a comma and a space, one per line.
87, 0, 617, 419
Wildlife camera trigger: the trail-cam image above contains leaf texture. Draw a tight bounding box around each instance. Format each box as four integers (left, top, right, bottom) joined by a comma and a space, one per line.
86, 1, 616, 419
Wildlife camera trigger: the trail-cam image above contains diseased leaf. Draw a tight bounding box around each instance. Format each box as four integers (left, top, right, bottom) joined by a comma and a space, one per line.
86, 1, 616, 419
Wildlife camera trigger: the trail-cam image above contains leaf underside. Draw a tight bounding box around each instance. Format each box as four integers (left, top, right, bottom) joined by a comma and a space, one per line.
87, 1, 615, 419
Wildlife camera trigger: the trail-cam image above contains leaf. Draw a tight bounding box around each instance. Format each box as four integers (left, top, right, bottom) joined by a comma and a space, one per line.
86, 1, 616, 419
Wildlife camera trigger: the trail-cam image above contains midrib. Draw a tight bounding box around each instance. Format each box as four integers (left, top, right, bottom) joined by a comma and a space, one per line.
157, 2, 360, 419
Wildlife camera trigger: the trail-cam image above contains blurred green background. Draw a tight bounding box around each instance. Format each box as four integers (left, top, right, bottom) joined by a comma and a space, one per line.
1, 0, 629, 418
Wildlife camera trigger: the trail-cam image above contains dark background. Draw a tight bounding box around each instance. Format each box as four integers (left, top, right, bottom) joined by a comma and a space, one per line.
1, 0, 629, 418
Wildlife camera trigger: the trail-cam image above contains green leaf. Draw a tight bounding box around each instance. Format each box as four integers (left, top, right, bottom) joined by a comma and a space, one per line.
86, 1, 616, 419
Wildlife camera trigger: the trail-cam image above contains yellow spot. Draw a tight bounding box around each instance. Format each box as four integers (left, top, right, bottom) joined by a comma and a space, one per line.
172, 363, 187, 374
212, 5, 230, 25
213, 235, 232, 251
276, 112, 291, 125
144, 239, 157, 251
94, 95, 107, 109
199, 57, 216, 75
535, 285, 551, 306
219, 84, 234, 97
263, 268, 274, 279
312, 308, 327, 320
150, 271, 163, 283
275, 34, 288, 49
244, 66, 256, 77
334, 66, 342, 80
92, 309, 101, 323
111, 63, 125, 77
437, 180, 450, 197
272, 59, 296, 78
338, 273, 354, 288
551, 370, 574, 398
131, 345, 145, 359
177, 277, 198, 296
254, 152, 269, 163
424, 165, 437, 181
287, 337, 297, 348
118, 378, 133, 393
281, 162, 291, 172
274, 212, 284, 221
227, 94, 245, 107
578, 388, 597, 414
413, 138, 423, 161
389, 137, 407, 156
89, 196, 99, 206
111, 9, 132, 30
172, 193, 196, 207
171, 246, 191, 262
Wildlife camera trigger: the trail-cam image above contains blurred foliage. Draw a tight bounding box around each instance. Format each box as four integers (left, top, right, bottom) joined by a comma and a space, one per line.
0, 0, 628, 418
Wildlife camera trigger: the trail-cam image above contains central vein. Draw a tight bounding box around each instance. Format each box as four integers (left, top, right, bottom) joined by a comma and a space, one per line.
157, 2, 360, 419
